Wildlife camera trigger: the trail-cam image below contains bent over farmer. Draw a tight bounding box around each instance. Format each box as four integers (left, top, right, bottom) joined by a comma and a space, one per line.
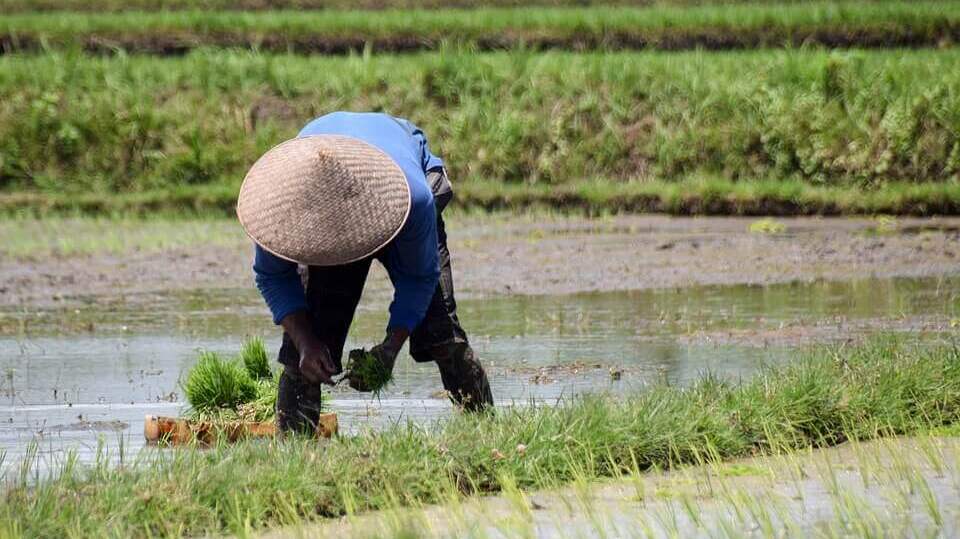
237, 111, 494, 434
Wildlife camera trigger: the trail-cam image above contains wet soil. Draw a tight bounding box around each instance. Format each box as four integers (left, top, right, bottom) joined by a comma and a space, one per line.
4, 215, 957, 314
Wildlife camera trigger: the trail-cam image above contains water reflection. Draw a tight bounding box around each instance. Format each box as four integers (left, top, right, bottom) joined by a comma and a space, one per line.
1, 275, 957, 465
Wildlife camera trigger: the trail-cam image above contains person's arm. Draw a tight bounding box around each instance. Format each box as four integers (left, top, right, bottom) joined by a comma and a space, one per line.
391, 117, 445, 173
395, 117, 453, 213
348, 193, 438, 391
379, 187, 440, 356
253, 246, 337, 384
253, 245, 305, 325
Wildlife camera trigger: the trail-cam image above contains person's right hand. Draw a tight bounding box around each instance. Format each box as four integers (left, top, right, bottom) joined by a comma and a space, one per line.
299, 341, 336, 385
281, 310, 339, 385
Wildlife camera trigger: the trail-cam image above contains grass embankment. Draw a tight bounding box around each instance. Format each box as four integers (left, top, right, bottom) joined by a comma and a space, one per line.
0, 0, 904, 13
3, 337, 960, 536
0, 2, 957, 54
7, 179, 960, 216
1, 48, 958, 215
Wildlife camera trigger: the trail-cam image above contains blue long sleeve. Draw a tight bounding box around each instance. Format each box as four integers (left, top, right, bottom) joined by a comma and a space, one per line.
393, 117, 445, 172
253, 246, 306, 325
383, 186, 440, 331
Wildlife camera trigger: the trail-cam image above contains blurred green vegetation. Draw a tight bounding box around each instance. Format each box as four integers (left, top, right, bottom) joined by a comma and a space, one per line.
0, 49, 957, 207
0, 0, 909, 12
0, 2, 956, 53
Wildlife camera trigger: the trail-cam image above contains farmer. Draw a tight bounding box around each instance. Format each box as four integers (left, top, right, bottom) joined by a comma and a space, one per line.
237, 111, 494, 434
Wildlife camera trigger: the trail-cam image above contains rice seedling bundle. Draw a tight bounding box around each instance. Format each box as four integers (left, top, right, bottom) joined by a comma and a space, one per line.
345, 348, 393, 395
182, 339, 281, 422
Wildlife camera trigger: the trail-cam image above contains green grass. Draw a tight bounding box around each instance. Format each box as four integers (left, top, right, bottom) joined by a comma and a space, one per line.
3, 335, 960, 536
0, 214, 245, 258
1, 2, 956, 54
0, 0, 908, 13
0, 47, 958, 214
4, 178, 960, 217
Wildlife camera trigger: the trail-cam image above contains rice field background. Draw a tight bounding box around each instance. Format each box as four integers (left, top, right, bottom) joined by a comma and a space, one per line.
0, 1, 958, 215
3, 1, 960, 537
2, 2, 957, 54
2, 46, 959, 215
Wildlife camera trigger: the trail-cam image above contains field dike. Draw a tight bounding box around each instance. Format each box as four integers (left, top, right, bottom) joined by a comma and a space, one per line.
0, 0, 925, 13
1, 3, 958, 55
2, 336, 960, 536
3, 25, 958, 56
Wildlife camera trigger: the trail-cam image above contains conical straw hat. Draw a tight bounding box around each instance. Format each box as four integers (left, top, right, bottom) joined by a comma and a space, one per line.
237, 135, 411, 266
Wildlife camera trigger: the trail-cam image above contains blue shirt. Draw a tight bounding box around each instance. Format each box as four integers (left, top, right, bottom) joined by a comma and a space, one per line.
253, 112, 443, 332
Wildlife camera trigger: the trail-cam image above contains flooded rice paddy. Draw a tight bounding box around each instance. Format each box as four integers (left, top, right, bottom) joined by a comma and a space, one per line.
1, 274, 958, 466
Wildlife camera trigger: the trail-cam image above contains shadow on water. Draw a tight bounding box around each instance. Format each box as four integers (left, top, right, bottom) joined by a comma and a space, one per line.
1, 275, 958, 466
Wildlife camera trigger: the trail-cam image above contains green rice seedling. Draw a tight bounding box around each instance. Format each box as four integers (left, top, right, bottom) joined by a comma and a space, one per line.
183, 350, 258, 414
915, 436, 946, 477
345, 348, 393, 395
236, 376, 280, 422
240, 337, 272, 380
914, 473, 943, 528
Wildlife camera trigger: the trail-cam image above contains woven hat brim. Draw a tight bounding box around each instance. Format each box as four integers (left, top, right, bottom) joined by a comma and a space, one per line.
237, 135, 411, 266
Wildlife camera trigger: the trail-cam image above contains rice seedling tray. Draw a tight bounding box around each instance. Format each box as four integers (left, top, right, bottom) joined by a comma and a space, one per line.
143, 413, 338, 446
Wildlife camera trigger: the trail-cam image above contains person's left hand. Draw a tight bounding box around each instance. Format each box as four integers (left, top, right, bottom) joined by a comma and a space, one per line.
348, 328, 408, 392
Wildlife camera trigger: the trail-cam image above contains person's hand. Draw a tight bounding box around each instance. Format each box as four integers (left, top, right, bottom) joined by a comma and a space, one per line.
281, 310, 338, 385
299, 341, 335, 385
348, 328, 408, 392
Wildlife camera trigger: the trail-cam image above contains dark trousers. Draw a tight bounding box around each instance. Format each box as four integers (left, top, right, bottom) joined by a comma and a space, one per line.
276, 212, 493, 409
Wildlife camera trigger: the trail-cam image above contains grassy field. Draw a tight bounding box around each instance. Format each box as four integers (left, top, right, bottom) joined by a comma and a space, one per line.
2, 336, 959, 536
0, 48, 958, 215
0, 0, 909, 12
1, 2, 957, 54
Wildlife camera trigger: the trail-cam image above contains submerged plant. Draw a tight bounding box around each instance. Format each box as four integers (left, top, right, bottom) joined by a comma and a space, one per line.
240, 337, 272, 380
183, 351, 258, 414
345, 348, 393, 395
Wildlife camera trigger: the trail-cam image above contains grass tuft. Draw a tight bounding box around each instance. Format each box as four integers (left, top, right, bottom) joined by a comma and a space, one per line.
240, 337, 272, 380
182, 350, 258, 414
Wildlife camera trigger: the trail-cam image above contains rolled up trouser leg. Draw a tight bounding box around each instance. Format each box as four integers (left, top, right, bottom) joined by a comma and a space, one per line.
433, 342, 494, 412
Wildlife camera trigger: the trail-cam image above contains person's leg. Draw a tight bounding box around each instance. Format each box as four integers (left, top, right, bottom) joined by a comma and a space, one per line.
276, 258, 372, 433
409, 215, 493, 412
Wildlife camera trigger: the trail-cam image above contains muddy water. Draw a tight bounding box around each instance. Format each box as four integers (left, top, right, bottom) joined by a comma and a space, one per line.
1, 275, 958, 467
